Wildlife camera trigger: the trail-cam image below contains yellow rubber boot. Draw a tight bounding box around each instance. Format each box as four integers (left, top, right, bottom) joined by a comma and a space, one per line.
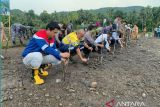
39, 68, 48, 77
33, 69, 44, 85
38, 64, 51, 77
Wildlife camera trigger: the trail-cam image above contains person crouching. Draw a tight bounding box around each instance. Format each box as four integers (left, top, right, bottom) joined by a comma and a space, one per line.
22, 22, 70, 85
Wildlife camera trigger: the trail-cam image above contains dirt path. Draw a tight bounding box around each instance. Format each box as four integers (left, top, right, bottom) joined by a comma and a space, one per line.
1, 37, 160, 107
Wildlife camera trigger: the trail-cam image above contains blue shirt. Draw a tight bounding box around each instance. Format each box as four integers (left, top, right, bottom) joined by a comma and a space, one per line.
22, 29, 61, 60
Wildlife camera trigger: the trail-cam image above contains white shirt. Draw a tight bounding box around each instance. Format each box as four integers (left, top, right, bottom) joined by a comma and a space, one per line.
112, 32, 119, 40
95, 34, 109, 49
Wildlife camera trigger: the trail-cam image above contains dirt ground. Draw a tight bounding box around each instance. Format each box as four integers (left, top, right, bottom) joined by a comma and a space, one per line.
0, 36, 160, 107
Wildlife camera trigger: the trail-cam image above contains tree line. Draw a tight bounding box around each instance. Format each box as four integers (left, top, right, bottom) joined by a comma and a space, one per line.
1, 6, 160, 32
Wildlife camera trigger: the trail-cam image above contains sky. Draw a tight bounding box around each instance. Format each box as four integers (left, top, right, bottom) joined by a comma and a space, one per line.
10, 0, 160, 14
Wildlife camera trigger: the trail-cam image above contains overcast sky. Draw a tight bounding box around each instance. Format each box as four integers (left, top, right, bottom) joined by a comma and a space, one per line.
10, 0, 160, 14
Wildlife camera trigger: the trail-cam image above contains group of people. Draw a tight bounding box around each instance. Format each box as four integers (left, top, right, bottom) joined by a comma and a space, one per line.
21, 17, 139, 85
154, 26, 160, 38
11, 23, 34, 46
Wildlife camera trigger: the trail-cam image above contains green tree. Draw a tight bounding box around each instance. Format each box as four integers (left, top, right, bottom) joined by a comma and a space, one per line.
40, 10, 51, 23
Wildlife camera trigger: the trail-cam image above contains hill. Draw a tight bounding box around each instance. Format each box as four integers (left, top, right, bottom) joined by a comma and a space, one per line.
11, 6, 144, 15
92, 6, 144, 13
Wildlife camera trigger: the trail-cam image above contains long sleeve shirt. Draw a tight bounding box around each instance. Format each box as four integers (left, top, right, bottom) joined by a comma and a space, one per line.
84, 31, 96, 46
22, 29, 61, 60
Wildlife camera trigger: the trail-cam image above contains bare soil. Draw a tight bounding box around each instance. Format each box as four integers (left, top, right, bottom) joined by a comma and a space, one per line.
1, 37, 160, 107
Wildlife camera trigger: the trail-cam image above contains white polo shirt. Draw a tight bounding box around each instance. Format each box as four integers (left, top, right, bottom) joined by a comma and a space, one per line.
95, 34, 109, 49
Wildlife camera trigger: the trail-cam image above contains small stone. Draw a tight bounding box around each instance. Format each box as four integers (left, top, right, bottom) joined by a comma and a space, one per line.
69, 89, 75, 93
12, 70, 16, 73
59, 103, 63, 107
102, 92, 107, 96
153, 97, 157, 100
29, 93, 32, 96
3, 96, 8, 101
43, 88, 46, 91
35, 97, 39, 100
0, 55, 4, 59
56, 95, 61, 100
56, 79, 61, 83
9, 95, 13, 100
116, 95, 120, 98
69, 103, 72, 107
45, 93, 49, 97
66, 94, 70, 96
95, 92, 99, 95
142, 93, 146, 98
90, 82, 97, 88
112, 91, 116, 94
90, 88, 96, 91
93, 66, 96, 69
135, 96, 139, 98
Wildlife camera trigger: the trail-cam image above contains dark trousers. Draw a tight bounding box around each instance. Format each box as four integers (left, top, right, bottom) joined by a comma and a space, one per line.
83, 44, 96, 58
110, 39, 119, 45
59, 43, 84, 56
